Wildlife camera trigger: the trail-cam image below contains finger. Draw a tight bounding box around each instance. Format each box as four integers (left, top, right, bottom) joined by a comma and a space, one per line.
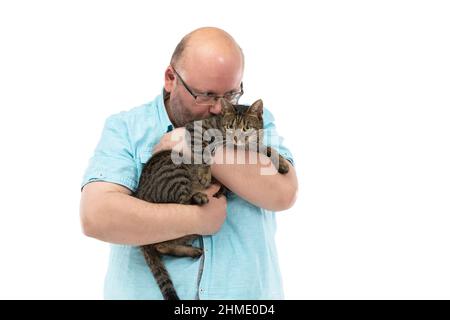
207, 183, 221, 194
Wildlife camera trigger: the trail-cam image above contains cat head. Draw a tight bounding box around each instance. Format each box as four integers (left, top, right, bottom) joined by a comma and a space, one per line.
220, 98, 264, 147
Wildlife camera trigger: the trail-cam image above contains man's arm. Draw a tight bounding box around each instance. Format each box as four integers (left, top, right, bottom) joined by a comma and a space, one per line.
211, 146, 298, 212
80, 181, 227, 246
152, 128, 298, 212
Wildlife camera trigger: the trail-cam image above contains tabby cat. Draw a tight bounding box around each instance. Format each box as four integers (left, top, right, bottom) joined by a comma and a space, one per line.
135, 98, 290, 300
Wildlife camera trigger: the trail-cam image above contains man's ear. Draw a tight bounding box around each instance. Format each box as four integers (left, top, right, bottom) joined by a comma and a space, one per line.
247, 99, 263, 119
220, 98, 236, 115
164, 66, 176, 93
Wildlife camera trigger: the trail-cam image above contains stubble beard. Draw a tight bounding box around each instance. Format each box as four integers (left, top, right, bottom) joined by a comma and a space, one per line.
167, 93, 204, 128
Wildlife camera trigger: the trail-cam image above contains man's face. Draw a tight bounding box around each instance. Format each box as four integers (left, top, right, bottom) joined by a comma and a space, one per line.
164, 55, 243, 127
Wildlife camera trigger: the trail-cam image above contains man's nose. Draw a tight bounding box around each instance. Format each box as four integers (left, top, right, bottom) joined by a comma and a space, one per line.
209, 99, 222, 115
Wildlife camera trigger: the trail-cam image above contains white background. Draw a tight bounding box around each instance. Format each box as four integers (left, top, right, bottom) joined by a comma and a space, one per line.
0, 0, 449, 299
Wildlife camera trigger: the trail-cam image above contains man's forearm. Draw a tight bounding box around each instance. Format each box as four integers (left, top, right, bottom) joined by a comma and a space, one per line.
211, 147, 298, 211
80, 187, 199, 246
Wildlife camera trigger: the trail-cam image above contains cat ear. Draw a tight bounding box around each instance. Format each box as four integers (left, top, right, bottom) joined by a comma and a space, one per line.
220, 98, 235, 115
247, 99, 263, 118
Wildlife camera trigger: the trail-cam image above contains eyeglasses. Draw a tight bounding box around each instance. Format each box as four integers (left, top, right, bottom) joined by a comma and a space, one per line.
171, 66, 244, 106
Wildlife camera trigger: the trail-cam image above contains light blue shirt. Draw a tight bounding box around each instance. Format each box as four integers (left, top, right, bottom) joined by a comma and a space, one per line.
81, 90, 294, 299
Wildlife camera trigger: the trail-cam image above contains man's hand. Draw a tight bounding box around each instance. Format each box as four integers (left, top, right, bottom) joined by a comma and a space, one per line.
152, 127, 188, 154
152, 130, 227, 235
194, 183, 227, 235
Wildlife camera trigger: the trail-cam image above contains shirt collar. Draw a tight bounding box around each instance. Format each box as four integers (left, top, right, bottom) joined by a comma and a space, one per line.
156, 88, 174, 133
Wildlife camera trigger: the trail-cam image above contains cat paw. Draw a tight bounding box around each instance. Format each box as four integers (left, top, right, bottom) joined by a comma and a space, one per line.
191, 192, 209, 205
190, 247, 203, 258
278, 160, 290, 174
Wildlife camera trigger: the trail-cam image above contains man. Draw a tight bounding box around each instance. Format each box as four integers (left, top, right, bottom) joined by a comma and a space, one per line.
80, 27, 298, 299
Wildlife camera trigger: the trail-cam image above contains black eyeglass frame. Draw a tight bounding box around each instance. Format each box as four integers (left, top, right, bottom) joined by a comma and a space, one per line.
171, 65, 244, 105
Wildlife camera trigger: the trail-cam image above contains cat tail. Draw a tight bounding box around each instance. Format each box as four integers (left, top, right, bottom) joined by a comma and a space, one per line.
141, 245, 179, 300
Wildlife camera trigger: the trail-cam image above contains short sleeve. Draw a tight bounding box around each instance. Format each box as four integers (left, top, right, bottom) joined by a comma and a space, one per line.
81, 114, 138, 192
263, 107, 295, 166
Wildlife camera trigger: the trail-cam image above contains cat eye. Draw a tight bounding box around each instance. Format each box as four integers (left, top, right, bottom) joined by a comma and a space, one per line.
171, 65, 244, 106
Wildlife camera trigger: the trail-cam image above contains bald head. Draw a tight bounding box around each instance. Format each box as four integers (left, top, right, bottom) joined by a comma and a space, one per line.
170, 27, 244, 73
164, 27, 245, 127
